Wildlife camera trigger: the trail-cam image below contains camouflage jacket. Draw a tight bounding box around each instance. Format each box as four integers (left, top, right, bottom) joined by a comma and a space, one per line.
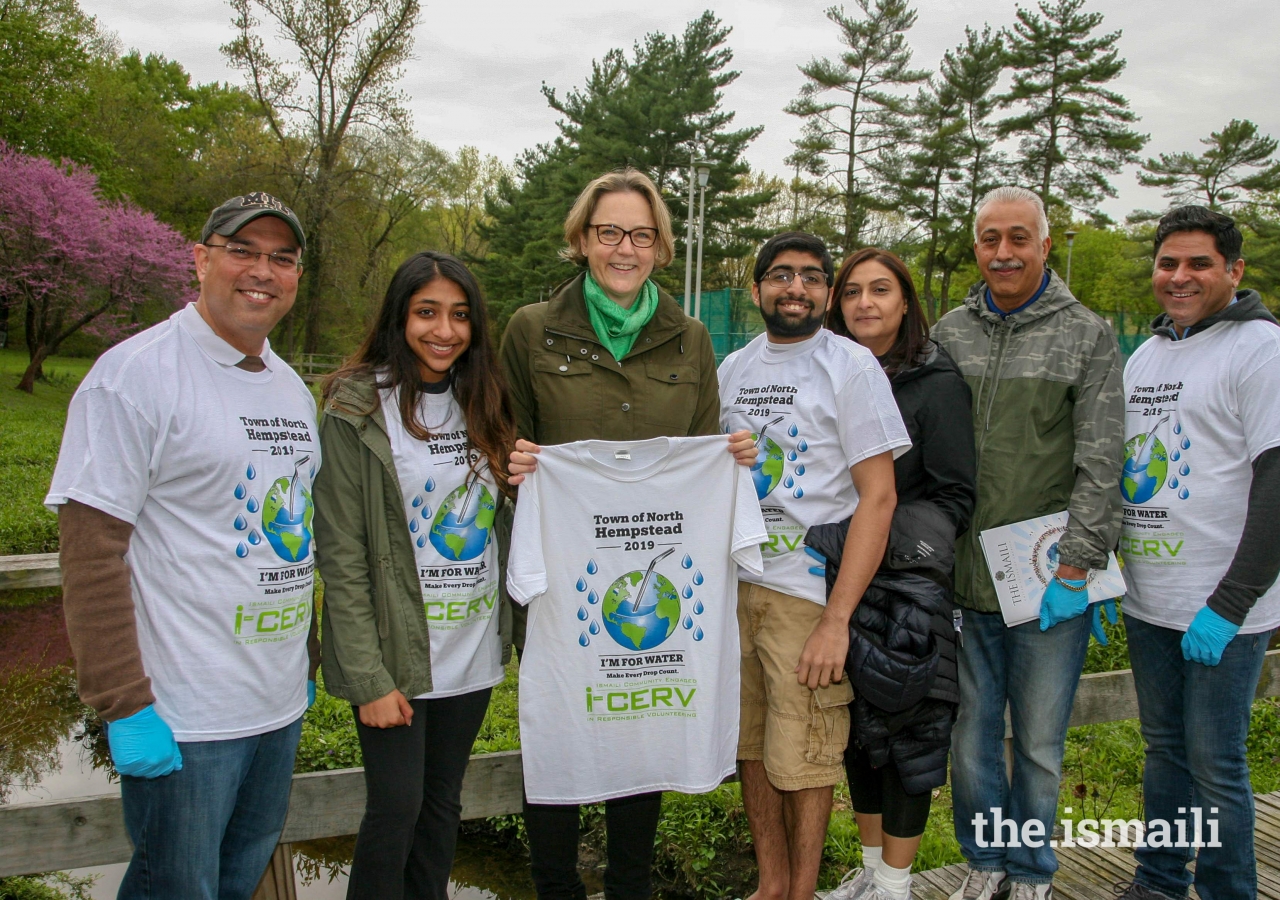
932, 270, 1124, 614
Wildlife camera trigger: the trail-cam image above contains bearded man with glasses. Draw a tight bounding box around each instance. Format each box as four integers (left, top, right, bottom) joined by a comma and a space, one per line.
46, 193, 321, 900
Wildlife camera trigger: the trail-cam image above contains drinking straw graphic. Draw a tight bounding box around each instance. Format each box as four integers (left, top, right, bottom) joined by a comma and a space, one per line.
456, 467, 485, 523
754, 416, 784, 451
287, 455, 312, 515
1134, 415, 1169, 469
631, 547, 676, 613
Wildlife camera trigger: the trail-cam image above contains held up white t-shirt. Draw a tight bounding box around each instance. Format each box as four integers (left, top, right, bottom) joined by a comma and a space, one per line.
382, 385, 503, 698
1120, 319, 1280, 633
717, 330, 910, 604
45, 303, 320, 741
507, 436, 766, 804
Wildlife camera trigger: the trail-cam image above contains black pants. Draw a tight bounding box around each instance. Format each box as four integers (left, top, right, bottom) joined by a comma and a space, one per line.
844, 744, 932, 839
347, 688, 492, 900
523, 791, 663, 900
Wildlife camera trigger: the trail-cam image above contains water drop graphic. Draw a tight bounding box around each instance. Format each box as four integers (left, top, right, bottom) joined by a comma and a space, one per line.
1174, 422, 1182, 434
798, 440, 809, 452
682, 584, 694, 599
236, 542, 248, 558
693, 570, 704, 585
576, 577, 587, 592
589, 621, 600, 635
246, 496, 260, 513
588, 590, 600, 605
234, 482, 246, 500
417, 535, 427, 548
783, 475, 795, 488
577, 606, 588, 621
1181, 437, 1191, 450
248, 529, 261, 546
794, 487, 805, 498
586, 559, 598, 575
409, 519, 419, 533
234, 514, 247, 531
1179, 486, 1191, 500
693, 627, 705, 641
425, 478, 436, 492
681, 553, 693, 569
310, 466, 315, 479
1170, 450, 1181, 461
693, 599, 705, 615
1179, 463, 1190, 476
684, 616, 694, 630
788, 450, 798, 462
787, 423, 799, 437
246, 465, 257, 480
422, 507, 432, 519
796, 464, 806, 476
578, 632, 590, 647
1169, 477, 1179, 489
412, 496, 422, 508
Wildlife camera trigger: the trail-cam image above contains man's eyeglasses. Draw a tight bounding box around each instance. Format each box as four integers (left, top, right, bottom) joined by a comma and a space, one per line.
762, 268, 828, 291
205, 242, 303, 273
587, 224, 658, 249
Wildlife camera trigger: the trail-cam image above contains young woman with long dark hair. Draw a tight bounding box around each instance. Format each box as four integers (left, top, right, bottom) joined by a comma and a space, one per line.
313, 250, 516, 900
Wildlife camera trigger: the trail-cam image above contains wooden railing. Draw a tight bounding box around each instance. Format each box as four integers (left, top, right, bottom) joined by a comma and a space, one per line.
3, 553, 1279, 887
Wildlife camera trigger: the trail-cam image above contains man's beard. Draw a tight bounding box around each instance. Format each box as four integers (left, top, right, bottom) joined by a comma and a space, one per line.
761, 299, 825, 339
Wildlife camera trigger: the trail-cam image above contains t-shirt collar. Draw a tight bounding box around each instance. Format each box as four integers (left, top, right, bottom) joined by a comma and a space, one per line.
177, 302, 276, 371
761, 328, 823, 363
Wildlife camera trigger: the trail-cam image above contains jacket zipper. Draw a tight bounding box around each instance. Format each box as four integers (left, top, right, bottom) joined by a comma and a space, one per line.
968, 319, 1012, 604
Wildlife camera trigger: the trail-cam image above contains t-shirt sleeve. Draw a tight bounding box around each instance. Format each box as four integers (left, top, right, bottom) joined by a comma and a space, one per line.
506, 471, 548, 606
836, 359, 912, 468
1238, 341, 1280, 461
730, 464, 766, 577
45, 386, 157, 525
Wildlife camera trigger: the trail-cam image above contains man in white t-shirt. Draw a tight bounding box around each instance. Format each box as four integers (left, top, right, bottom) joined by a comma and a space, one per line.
717, 232, 909, 900
45, 193, 319, 900
1117, 206, 1280, 900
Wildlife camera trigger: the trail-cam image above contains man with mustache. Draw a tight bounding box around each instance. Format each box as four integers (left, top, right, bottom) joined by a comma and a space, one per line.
718, 232, 909, 900
932, 187, 1125, 900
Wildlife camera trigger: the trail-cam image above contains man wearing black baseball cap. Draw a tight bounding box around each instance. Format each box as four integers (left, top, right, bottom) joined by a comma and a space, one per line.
47, 192, 321, 898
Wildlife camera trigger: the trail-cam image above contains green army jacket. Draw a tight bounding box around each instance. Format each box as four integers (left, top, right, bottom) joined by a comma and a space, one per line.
932, 270, 1125, 614
312, 372, 512, 706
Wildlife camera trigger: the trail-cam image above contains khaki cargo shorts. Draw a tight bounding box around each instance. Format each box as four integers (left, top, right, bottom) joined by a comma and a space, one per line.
737, 581, 853, 790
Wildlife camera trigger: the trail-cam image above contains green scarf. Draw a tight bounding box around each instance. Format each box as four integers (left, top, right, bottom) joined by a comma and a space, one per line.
582, 272, 659, 361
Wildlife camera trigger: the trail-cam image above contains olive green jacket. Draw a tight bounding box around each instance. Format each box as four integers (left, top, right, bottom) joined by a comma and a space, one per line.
312, 372, 512, 706
498, 273, 721, 644
932, 270, 1125, 613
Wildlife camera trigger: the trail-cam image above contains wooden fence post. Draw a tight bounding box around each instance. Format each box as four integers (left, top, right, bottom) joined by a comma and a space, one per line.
251, 842, 297, 900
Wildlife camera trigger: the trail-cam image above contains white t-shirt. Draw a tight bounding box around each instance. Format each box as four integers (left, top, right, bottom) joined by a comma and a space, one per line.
717, 330, 910, 604
1120, 318, 1280, 633
45, 303, 320, 741
382, 385, 503, 699
507, 436, 766, 804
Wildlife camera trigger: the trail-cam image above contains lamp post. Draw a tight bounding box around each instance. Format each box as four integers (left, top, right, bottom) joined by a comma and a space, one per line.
693, 160, 711, 323
1065, 229, 1078, 290
682, 132, 701, 316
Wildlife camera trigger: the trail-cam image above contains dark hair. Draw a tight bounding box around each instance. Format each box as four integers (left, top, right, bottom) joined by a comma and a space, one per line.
826, 247, 930, 378
753, 231, 834, 285
1154, 206, 1243, 266
324, 251, 516, 495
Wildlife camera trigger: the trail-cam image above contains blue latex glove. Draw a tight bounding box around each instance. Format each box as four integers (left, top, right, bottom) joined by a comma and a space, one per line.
107, 705, 182, 778
804, 546, 827, 578
1182, 606, 1240, 666
307, 680, 317, 708
1090, 598, 1118, 646
1039, 577, 1089, 631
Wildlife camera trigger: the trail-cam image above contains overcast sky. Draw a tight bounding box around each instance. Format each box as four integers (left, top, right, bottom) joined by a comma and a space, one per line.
80, 0, 1280, 222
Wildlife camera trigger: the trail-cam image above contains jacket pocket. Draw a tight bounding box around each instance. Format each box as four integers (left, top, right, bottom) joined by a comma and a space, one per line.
639, 361, 700, 431
805, 680, 854, 766
531, 354, 601, 434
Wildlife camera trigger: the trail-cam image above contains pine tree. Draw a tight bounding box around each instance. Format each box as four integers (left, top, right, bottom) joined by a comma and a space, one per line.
1138, 119, 1280, 210
997, 0, 1146, 216
784, 0, 928, 254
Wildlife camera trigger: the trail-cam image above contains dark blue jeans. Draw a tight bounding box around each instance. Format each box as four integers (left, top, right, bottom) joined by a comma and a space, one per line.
116, 716, 303, 900
950, 608, 1090, 883
1127, 616, 1270, 900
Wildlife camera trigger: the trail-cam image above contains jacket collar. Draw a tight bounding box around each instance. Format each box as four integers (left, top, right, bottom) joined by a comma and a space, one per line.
1149, 289, 1278, 340
544, 273, 690, 356
324, 370, 389, 437
961, 267, 1078, 329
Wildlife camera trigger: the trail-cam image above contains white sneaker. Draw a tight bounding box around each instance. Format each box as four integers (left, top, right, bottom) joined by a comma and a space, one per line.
827, 868, 874, 900
862, 881, 912, 900
947, 869, 1006, 900
1007, 884, 1052, 900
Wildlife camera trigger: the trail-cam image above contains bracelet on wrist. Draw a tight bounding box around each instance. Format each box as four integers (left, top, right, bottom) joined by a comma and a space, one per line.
1054, 575, 1088, 591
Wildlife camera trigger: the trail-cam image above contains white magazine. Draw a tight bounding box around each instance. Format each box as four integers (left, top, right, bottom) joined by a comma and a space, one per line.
979, 511, 1126, 627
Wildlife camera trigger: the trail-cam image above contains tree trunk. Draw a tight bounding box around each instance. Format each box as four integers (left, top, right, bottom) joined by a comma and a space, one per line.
17, 345, 48, 393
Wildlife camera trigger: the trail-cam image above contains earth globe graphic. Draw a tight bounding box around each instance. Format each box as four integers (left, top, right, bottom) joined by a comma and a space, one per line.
602, 570, 681, 651
1121, 433, 1168, 504
751, 434, 785, 499
262, 475, 314, 562
429, 481, 496, 561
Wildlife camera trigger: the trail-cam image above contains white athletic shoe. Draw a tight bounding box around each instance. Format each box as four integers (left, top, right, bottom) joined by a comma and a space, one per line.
1006, 883, 1052, 900
827, 868, 875, 900
947, 869, 1007, 900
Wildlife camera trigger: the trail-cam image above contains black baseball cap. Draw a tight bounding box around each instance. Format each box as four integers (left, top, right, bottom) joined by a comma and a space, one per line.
201, 192, 306, 252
